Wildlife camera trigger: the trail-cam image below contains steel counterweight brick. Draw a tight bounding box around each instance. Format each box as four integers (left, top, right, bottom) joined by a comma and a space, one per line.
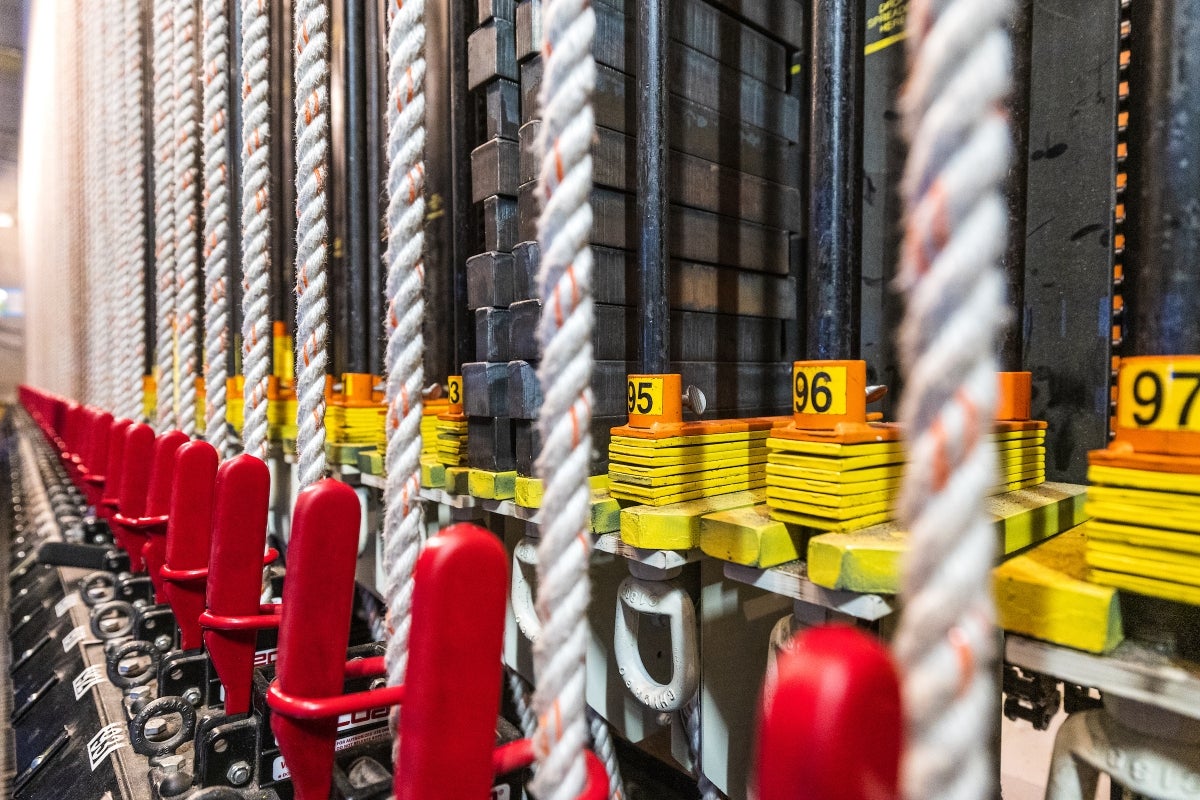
507, 360, 543, 420
467, 251, 517, 310
475, 307, 512, 363
463, 361, 510, 417
467, 416, 517, 472
520, 57, 799, 181
468, 18, 518, 90
471, 137, 521, 202
478, 0, 516, 25
480, 78, 521, 141
483, 196, 519, 252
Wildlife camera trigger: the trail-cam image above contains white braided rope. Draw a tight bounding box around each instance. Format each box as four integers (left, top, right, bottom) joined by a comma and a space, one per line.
153, 0, 178, 430
530, 1, 596, 797
202, 0, 231, 456
99, 1, 119, 412
891, 3, 1012, 800
588, 709, 626, 800
240, 0, 271, 459
293, 0, 330, 487
381, 0, 426, 702
508, 670, 538, 741
82, 6, 100, 407
174, 0, 201, 436
113, 0, 131, 417
125, 0, 148, 422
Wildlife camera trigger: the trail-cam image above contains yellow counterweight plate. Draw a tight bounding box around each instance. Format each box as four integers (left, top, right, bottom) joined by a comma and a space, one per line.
620, 489, 765, 549
609, 457, 768, 487
1088, 570, 1200, 606
699, 504, 807, 568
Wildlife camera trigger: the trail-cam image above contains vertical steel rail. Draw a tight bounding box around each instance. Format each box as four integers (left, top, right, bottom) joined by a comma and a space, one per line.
1001, 0, 1033, 372
1126, 0, 1200, 355
343, 0, 369, 374
364, 0, 385, 377
637, 0, 670, 375
806, 0, 863, 360
449, 0, 476, 369
227, 0, 244, 378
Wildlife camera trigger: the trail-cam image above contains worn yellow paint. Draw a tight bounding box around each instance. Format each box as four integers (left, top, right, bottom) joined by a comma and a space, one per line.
993, 526, 1123, 654
807, 482, 1089, 593
620, 489, 764, 550
611, 462, 767, 492
445, 467, 471, 496
612, 472, 767, 506
611, 431, 772, 450
515, 476, 543, 508
1087, 518, 1200, 553
766, 484, 897, 510
609, 452, 768, 483
1087, 539, 1200, 586
700, 504, 808, 567
468, 469, 517, 500
1088, 464, 1200, 494
609, 441, 768, 467
1088, 569, 1200, 605
420, 458, 446, 489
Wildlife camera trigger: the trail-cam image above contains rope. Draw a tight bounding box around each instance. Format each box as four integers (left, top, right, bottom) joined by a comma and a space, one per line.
202, 0, 231, 456
293, 0, 330, 487
891, 3, 1012, 800
174, 0, 201, 436
530, 1, 596, 797
153, 0, 177, 430
508, 670, 538, 741
240, 0, 272, 459
587, 709, 626, 800
125, 0, 147, 422
683, 696, 719, 800
381, 0, 426, 704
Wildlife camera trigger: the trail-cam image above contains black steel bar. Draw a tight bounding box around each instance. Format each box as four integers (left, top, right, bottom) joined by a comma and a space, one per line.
638, 0, 670, 374
805, 0, 862, 361
364, 0, 385, 377
271, 0, 297, 333
450, 0, 477, 369
343, 0, 369, 374
143, 0, 156, 378
1126, 0, 1200, 355
227, 0, 244, 378
423, 0, 456, 384
1001, 0, 1033, 372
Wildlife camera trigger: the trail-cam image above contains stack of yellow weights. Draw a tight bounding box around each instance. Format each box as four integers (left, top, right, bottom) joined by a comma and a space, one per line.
327, 374, 387, 454
1083, 356, 1200, 605
435, 376, 468, 467
992, 422, 1047, 493
422, 397, 450, 460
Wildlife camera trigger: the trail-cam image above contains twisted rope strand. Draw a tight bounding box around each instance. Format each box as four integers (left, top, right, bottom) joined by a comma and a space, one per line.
293, 0, 330, 487
125, 0, 148, 421
530, 2, 597, 798
382, 0, 426, 700
202, 0, 231, 456
174, 0, 202, 436
240, 0, 271, 459
891, 3, 1012, 800
100, 1, 119, 412
153, 0, 178, 430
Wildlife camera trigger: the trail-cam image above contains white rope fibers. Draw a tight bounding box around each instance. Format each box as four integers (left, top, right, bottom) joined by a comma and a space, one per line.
240, 0, 272, 459
202, 0, 231, 456
530, 1, 597, 797
293, 0, 330, 487
174, 0, 202, 436
381, 0, 426, 705
153, 0, 178, 431
891, 3, 1013, 800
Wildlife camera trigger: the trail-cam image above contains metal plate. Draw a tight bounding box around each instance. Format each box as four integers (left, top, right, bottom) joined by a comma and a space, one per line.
467, 18, 518, 90
475, 307, 513, 363
471, 136, 521, 202
467, 251, 517, 310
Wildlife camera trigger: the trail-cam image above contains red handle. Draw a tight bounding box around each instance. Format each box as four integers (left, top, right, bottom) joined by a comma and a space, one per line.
112, 424, 156, 571
202, 453, 270, 714
160, 441, 219, 652
395, 523, 508, 800
271, 479, 361, 800
753, 625, 902, 800
140, 430, 191, 593
82, 410, 114, 505
98, 418, 133, 515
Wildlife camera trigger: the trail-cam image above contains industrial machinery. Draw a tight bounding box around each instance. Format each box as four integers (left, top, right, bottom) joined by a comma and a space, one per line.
7, 0, 1200, 798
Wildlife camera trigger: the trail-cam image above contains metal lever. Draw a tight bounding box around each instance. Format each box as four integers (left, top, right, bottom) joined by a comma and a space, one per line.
80, 410, 114, 507
111, 423, 156, 570
140, 430, 190, 592
160, 441, 219, 651
202, 454, 271, 715
97, 417, 134, 517
422, 382, 444, 401
754, 625, 901, 800
866, 384, 889, 404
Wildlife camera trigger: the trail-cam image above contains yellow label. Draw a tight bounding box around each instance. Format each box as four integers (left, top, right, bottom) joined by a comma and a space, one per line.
627, 377, 665, 416
792, 365, 848, 416
1117, 362, 1200, 432
447, 375, 463, 405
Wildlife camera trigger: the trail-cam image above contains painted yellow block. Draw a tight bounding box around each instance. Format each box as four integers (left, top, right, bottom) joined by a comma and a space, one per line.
621, 489, 764, 550
609, 441, 768, 467
468, 469, 517, 500
420, 459, 446, 489
766, 492, 892, 520
591, 490, 622, 534
1088, 464, 1200, 495
515, 476, 543, 508
808, 482, 1089, 593
768, 449, 905, 472
446, 467, 471, 496
767, 438, 906, 458
766, 484, 897, 509
610, 431, 772, 450
700, 504, 807, 567
766, 461, 903, 486
1086, 540, 1200, 587
611, 473, 766, 506
611, 461, 766, 490
609, 452, 768, 483
1088, 570, 1200, 606
993, 526, 1123, 654
1087, 519, 1200, 554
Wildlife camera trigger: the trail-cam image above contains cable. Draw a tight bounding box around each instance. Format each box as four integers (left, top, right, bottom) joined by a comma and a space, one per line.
293, 0, 330, 487
202, 0, 231, 456
240, 0, 272, 460
174, 0, 202, 436
529, 1, 597, 798
381, 0, 426, 701
153, 0, 178, 430
891, 3, 1013, 800
125, 0, 148, 422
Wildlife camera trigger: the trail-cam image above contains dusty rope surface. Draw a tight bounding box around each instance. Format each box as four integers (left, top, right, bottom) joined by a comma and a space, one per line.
381, 0, 426, 698
891, 2, 1013, 799
174, 0, 201, 436
293, 0, 330, 487
153, 0, 178, 430
124, 0, 148, 421
240, 0, 271, 459
202, 0, 231, 455
530, 1, 596, 797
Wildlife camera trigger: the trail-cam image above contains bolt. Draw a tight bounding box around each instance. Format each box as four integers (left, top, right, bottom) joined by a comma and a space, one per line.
226, 761, 251, 786
127, 685, 152, 702
182, 687, 202, 707
369, 677, 387, 691
156, 755, 185, 775
144, 716, 169, 737
656, 712, 673, 727
101, 617, 125, 633
154, 635, 172, 652
117, 657, 144, 677
132, 599, 149, 609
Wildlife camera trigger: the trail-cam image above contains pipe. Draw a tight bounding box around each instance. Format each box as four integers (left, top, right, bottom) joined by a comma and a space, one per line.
806, 0, 863, 361
637, 0, 670, 375
1126, 0, 1200, 355
343, 0, 369, 374
1001, 0, 1033, 371
227, 0, 244, 378
450, 0, 476, 369
364, 0, 385, 376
